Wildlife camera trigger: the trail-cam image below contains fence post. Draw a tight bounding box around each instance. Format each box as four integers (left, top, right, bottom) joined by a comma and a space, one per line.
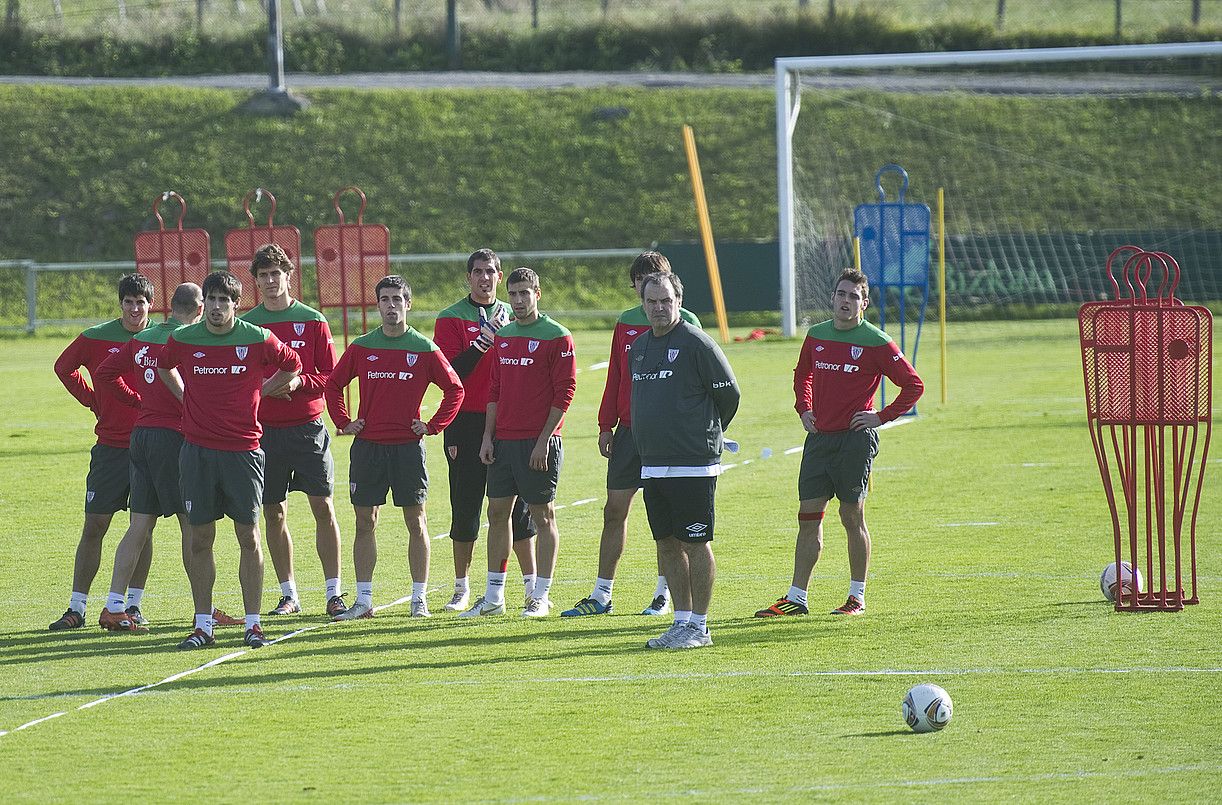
1114, 0, 1122, 37
4, 0, 18, 28
996, 0, 1005, 29
446, 0, 460, 68
196, 0, 204, 31
25, 261, 37, 334
1192, 0, 1200, 26
393, 0, 400, 37
531, 0, 538, 29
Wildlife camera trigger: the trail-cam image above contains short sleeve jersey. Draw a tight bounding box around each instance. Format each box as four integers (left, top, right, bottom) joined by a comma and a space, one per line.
325, 326, 464, 445
95, 320, 185, 432
241, 300, 336, 428
161, 319, 302, 451
793, 319, 924, 433
54, 318, 144, 448
598, 305, 701, 432
433, 296, 514, 413
489, 314, 577, 440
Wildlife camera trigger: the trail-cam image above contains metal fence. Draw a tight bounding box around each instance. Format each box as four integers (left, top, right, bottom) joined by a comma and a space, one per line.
7, 0, 1217, 40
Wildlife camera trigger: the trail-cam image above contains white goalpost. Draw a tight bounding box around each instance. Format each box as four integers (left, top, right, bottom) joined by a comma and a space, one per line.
775, 41, 1222, 337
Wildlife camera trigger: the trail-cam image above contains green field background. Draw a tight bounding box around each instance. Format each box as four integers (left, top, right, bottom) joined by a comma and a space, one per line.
1, 320, 1219, 800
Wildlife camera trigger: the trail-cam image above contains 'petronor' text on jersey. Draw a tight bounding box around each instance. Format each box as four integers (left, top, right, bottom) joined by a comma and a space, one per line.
815, 360, 861, 374
633, 370, 674, 381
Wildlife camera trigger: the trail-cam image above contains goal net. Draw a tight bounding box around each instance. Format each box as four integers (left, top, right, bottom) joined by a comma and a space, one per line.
776, 43, 1222, 338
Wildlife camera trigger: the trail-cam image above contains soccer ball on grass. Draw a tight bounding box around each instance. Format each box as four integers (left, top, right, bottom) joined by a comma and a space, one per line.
902, 683, 953, 733
1100, 561, 1144, 603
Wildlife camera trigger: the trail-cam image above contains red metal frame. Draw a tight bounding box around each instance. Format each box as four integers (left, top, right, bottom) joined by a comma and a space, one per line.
1079, 247, 1211, 612
133, 192, 212, 317
223, 188, 302, 310
313, 186, 391, 348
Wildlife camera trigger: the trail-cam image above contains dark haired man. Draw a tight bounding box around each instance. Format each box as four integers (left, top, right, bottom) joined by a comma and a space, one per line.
754, 268, 923, 619
241, 243, 347, 619
432, 249, 538, 612
49, 273, 153, 630
161, 270, 301, 649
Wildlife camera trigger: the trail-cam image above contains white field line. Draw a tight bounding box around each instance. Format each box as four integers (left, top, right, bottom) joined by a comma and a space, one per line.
939, 522, 1001, 527
0, 593, 421, 741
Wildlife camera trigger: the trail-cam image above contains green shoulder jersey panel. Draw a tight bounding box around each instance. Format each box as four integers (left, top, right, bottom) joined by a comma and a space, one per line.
617, 306, 702, 328
171, 318, 272, 346
352, 326, 438, 352
436, 297, 512, 324
498, 314, 570, 341
806, 319, 892, 347
134, 320, 184, 345
82, 318, 142, 343
241, 300, 326, 326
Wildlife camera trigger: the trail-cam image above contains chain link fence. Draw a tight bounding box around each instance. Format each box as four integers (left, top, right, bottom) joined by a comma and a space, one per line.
6, 0, 1217, 41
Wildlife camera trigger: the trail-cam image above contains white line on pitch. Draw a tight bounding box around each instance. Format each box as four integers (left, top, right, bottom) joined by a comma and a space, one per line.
784, 446, 803, 455
588, 361, 609, 371
939, 522, 1000, 527
12, 711, 67, 731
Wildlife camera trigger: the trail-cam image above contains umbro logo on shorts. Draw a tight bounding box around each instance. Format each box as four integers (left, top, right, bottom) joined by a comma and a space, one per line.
686, 522, 708, 537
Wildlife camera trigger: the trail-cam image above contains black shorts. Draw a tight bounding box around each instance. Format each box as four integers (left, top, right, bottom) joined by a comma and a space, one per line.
129, 427, 185, 517
84, 443, 130, 515
486, 436, 563, 505
606, 425, 643, 491
798, 429, 879, 503
261, 419, 335, 504
642, 475, 717, 543
349, 438, 427, 508
443, 411, 536, 543
179, 442, 265, 526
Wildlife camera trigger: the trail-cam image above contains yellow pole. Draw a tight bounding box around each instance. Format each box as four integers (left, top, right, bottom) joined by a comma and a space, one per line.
938, 186, 947, 404
682, 124, 730, 344
853, 236, 862, 272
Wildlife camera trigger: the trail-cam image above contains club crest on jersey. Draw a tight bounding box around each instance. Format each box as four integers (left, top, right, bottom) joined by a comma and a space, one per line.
406, 353, 418, 367
528, 340, 539, 353
236, 346, 248, 360
668, 348, 679, 363
850, 346, 863, 360
294, 323, 305, 336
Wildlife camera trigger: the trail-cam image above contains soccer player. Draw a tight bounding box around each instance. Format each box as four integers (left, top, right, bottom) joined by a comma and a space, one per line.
460, 267, 576, 619
754, 268, 923, 618
93, 283, 205, 632
630, 272, 739, 650
241, 244, 347, 619
160, 270, 302, 649
325, 275, 464, 620
49, 273, 153, 631
432, 249, 538, 612
563, 251, 701, 618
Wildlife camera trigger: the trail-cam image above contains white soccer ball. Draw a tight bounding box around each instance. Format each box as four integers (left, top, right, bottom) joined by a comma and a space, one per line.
1100, 561, 1144, 603
903, 683, 953, 733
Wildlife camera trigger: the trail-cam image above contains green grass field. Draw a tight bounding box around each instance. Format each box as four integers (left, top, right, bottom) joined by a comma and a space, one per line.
2, 319, 1219, 800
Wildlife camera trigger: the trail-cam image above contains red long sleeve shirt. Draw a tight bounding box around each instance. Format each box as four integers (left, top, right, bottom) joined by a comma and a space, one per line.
325, 327, 464, 444
489, 315, 576, 440
793, 319, 924, 432
161, 319, 301, 451
242, 301, 336, 427
54, 318, 144, 448
597, 305, 701, 432
433, 296, 513, 413
94, 320, 185, 433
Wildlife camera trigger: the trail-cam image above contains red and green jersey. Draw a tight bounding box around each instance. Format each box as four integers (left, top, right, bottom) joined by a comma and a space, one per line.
794, 319, 924, 432
241, 300, 336, 428
95, 320, 185, 433
433, 296, 513, 413
54, 318, 145, 448
325, 326, 464, 445
598, 305, 701, 432
489, 315, 577, 440
162, 319, 301, 451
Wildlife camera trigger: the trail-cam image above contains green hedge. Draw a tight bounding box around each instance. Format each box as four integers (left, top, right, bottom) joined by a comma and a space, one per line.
2, 12, 1219, 76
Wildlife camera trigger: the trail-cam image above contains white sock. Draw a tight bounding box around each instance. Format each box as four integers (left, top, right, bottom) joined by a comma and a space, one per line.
125, 587, 144, 608
325, 577, 341, 600
591, 577, 613, 605
690, 613, 708, 632
69, 591, 88, 616
454, 576, 470, 593
531, 576, 553, 601
280, 580, 297, 600
356, 581, 374, 608
245, 614, 261, 631
849, 579, 866, 603
412, 581, 427, 603
195, 613, 213, 636
522, 573, 536, 597
673, 609, 692, 625
653, 576, 669, 598
787, 585, 808, 606
106, 592, 126, 614
486, 572, 507, 606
